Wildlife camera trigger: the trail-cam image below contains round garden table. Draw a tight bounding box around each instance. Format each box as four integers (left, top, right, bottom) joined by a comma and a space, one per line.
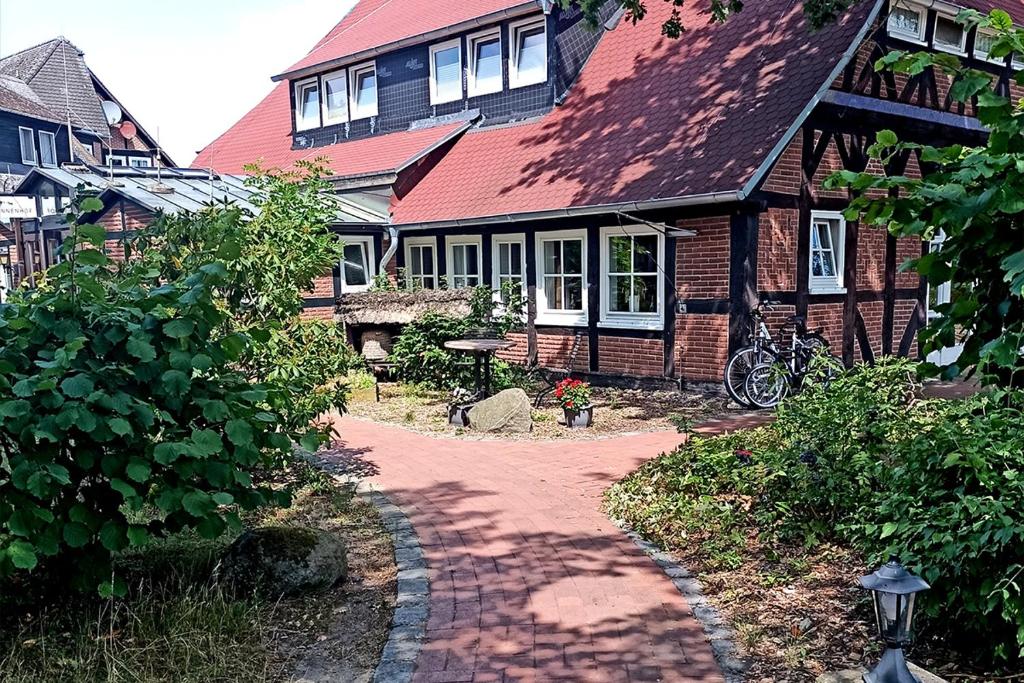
443, 338, 515, 398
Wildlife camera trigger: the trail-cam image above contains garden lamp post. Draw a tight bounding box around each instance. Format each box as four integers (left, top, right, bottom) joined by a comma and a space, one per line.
859, 556, 930, 683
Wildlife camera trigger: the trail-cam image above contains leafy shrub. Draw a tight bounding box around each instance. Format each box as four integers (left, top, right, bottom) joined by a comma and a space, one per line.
851, 393, 1024, 661
389, 313, 471, 390
607, 359, 1024, 662
0, 199, 324, 595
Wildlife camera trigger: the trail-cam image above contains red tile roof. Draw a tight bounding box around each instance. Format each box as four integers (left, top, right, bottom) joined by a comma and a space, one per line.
960, 0, 1024, 24
192, 81, 472, 178
390, 0, 877, 225
282, 0, 537, 77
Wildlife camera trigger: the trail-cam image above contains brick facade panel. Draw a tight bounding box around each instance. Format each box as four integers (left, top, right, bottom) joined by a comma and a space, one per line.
676, 313, 729, 381
597, 336, 663, 377
761, 136, 802, 195
759, 208, 798, 292
496, 331, 529, 365
536, 329, 589, 372
677, 216, 729, 300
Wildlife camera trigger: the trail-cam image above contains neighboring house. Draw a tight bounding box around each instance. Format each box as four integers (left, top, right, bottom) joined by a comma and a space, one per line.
9, 164, 387, 304
189, 0, 1017, 385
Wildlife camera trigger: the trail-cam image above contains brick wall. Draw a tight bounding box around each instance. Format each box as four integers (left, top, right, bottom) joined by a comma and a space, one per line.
896, 237, 922, 289
856, 225, 887, 292
676, 216, 730, 300
761, 135, 802, 195
894, 299, 920, 357
597, 336, 663, 377
300, 307, 335, 322
303, 275, 335, 299
859, 300, 884, 361
536, 328, 590, 372
806, 303, 844, 348
675, 314, 729, 382
496, 331, 529, 365
759, 208, 798, 292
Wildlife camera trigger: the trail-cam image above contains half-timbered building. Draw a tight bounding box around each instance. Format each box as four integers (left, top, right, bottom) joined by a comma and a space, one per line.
194, 0, 1017, 385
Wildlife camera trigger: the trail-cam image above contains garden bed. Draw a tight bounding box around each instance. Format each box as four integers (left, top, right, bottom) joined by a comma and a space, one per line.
346, 381, 729, 440
0, 462, 396, 683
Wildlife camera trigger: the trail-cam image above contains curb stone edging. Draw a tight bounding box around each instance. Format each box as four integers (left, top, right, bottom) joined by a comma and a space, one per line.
618, 523, 749, 683
302, 451, 428, 683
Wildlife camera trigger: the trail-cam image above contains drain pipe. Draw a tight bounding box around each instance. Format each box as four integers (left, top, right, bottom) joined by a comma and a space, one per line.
379, 225, 400, 275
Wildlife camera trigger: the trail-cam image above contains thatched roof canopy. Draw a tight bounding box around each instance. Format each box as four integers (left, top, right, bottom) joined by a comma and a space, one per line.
337, 289, 474, 325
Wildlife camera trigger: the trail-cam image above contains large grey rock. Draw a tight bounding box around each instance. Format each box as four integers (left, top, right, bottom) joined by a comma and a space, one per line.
467, 388, 533, 433
216, 526, 347, 597
817, 665, 947, 683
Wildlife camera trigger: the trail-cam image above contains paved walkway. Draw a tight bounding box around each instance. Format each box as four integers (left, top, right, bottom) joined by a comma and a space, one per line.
323, 414, 766, 683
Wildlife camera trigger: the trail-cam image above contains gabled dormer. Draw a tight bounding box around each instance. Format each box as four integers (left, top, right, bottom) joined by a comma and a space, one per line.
278, 1, 619, 152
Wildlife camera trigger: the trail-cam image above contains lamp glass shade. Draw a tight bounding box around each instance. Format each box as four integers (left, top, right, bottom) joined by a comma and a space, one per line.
871, 591, 916, 644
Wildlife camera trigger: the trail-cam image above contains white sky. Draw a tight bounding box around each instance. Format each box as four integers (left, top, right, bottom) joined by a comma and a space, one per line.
0, 0, 357, 165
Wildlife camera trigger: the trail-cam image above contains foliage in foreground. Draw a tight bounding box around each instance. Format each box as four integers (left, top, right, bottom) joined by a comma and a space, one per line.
606, 360, 1024, 663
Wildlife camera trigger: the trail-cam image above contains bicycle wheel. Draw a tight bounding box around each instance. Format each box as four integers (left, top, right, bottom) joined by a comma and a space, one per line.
723, 346, 771, 407
803, 348, 845, 389
744, 360, 789, 409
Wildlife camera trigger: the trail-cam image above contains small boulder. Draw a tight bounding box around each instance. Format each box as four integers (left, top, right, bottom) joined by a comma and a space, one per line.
216, 526, 347, 597
467, 388, 533, 433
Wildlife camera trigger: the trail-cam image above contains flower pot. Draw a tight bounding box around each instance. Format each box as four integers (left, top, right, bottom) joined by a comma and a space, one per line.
563, 405, 594, 429
449, 403, 474, 427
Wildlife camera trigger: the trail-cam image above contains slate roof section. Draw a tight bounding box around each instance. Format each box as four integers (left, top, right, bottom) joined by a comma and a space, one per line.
280, 0, 539, 78
390, 0, 878, 225
0, 38, 110, 138
193, 80, 476, 179
0, 74, 62, 123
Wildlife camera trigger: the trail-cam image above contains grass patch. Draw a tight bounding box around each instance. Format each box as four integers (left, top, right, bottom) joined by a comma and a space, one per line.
0, 461, 396, 683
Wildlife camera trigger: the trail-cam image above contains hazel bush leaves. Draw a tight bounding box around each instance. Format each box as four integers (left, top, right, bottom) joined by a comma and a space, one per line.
0, 192, 329, 595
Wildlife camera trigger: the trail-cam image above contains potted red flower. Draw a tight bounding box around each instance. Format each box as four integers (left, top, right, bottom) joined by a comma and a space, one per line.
555, 379, 593, 428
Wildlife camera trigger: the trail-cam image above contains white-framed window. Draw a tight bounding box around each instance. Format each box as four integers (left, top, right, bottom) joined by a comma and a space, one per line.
599, 226, 663, 330
321, 69, 349, 125
38, 131, 57, 168
108, 155, 127, 167
341, 235, 376, 293
492, 233, 526, 302
446, 235, 482, 289
468, 28, 503, 97
1013, 53, 1024, 70
404, 236, 437, 290
809, 211, 846, 293
294, 77, 320, 131
509, 17, 547, 89
349, 61, 378, 120
933, 13, 967, 55
19, 127, 36, 165
536, 229, 586, 325
973, 30, 1004, 64
886, 2, 926, 44
429, 39, 463, 105
129, 157, 152, 168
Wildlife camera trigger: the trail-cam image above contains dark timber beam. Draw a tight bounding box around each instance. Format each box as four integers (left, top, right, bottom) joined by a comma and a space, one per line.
728, 211, 759, 355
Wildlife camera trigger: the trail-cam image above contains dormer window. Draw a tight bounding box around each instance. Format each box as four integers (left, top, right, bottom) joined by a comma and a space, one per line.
934, 14, 967, 55
509, 17, 547, 89
468, 29, 502, 97
294, 78, 320, 131
887, 3, 926, 44
349, 62, 378, 120
430, 39, 463, 105
322, 69, 349, 125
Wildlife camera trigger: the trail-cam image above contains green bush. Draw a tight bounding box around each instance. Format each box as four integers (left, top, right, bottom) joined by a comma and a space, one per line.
0, 199, 324, 595
607, 359, 1024, 662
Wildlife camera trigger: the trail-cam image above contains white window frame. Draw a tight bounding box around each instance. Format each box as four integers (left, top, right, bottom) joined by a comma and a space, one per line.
467, 28, 503, 97
37, 130, 57, 168
108, 155, 127, 167
404, 235, 438, 290
933, 12, 968, 56
293, 77, 321, 132
429, 39, 463, 105
536, 228, 587, 326
321, 69, 350, 125
972, 30, 1004, 64
509, 16, 547, 89
809, 211, 847, 294
1013, 53, 1024, 70
19, 126, 36, 166
886, 2, 927, 45
599, 225, 664, 331
492, 233, 527, 303
445, 234, 482, 289
128, 157, 153, 168
349, 61, 378, 120
340, 235, 376, 293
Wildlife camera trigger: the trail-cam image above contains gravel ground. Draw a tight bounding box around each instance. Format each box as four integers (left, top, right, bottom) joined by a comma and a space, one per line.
346, 383, 729, 440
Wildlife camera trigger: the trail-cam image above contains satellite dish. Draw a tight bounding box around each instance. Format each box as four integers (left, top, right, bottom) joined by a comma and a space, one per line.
101, 100, 123, 125
119, 121, 138, 140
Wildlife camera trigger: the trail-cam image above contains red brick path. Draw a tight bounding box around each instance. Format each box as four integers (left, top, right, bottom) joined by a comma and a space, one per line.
324, 415, 766, 682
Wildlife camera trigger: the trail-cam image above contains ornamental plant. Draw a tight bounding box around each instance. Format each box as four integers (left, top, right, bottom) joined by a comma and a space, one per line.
555, 379, 592, 411
0, 194, 327, 596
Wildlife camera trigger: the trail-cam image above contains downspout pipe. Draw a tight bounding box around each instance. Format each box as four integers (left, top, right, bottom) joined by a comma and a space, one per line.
379, 225, 400, 274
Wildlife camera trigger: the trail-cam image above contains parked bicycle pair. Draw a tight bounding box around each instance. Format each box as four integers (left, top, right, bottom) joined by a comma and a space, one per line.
723, 302, 845, 409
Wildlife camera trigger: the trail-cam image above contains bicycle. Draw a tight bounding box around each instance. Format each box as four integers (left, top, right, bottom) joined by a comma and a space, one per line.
743, 317, 844, 409
723, 301, 781, 407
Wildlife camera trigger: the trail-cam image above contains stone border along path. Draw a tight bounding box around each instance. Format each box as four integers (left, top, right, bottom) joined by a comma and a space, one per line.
321, 412, 769, 683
